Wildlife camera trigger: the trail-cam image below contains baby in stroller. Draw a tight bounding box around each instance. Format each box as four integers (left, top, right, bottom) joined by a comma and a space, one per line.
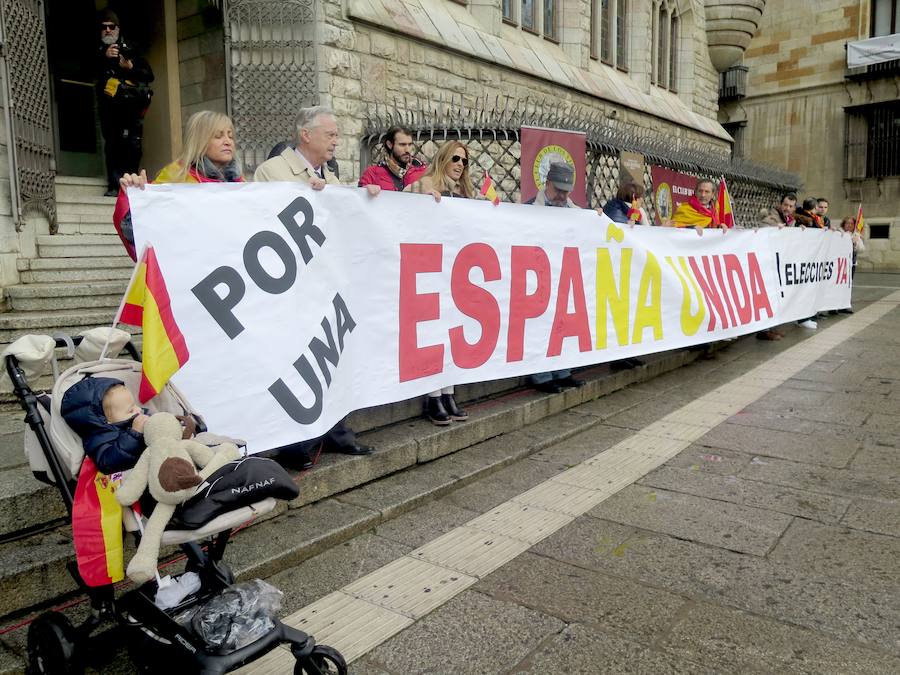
5, 333, 348, 674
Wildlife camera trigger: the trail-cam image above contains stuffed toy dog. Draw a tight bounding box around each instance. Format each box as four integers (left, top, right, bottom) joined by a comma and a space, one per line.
116, 413, 241, 584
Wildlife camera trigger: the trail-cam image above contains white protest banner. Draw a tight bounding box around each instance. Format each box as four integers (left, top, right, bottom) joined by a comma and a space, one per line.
129, 183, 852, 453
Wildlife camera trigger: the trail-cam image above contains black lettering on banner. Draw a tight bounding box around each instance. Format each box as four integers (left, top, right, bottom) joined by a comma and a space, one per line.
191, 266, 247, 339
277, 196, 326, 264
243, 230, 298, 293
269, 293, 356, 425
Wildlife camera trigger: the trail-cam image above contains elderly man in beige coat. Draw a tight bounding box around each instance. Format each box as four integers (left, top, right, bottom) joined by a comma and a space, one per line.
254, 105, 378, 457
255, 106, 379, 199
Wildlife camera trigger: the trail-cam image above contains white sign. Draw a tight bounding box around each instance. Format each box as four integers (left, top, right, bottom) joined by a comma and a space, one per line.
129, 183, 852, 453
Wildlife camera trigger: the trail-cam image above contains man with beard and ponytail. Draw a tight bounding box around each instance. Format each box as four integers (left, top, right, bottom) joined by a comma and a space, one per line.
96, 10, 154, 196
359, 126, 427, 191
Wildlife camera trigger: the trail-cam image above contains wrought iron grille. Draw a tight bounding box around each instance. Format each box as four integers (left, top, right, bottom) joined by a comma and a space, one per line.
362, 95, 800, 226
845, 101, 900, 179
224, 0, 317, 172
0, 0, 55, 231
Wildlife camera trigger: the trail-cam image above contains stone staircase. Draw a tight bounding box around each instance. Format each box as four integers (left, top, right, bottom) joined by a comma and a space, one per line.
0, 176, 134, 393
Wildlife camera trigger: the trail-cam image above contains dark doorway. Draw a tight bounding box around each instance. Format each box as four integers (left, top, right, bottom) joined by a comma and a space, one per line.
46, 2, 156, 177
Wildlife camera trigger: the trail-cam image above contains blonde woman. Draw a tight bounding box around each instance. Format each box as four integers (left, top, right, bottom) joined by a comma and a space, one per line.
404, 140, 475, 201
404, 141, 475, 425
114, 111, 243, 259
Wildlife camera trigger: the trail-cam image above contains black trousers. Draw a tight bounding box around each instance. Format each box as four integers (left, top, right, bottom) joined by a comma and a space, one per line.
100, 112, 143, 191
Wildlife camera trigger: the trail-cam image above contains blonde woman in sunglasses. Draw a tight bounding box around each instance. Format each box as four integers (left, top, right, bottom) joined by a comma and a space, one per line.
403, 141, 475, 424
404, 140, 474, 201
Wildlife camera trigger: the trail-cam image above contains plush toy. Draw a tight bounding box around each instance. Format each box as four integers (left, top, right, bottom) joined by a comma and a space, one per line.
116, 413, 241, 584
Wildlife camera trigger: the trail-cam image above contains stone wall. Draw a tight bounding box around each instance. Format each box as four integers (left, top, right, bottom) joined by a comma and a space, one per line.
176, 0, 227, 126
721, 0, 900, 270
316, 0, 731, 182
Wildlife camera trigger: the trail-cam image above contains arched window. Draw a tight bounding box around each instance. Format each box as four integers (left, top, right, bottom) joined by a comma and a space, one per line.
591, 0, 628, 69
652, 0, 679, 92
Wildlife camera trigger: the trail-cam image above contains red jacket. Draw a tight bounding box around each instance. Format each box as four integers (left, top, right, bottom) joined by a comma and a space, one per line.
358, 160, 427, 191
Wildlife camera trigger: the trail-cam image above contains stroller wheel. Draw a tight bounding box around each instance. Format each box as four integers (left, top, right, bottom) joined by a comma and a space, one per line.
26, 612, 83, 675
294, 644, 347, 675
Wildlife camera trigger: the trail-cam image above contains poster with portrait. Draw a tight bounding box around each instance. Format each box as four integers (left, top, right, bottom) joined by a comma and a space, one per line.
650, 165, 697, 225
520, 127, 587, 207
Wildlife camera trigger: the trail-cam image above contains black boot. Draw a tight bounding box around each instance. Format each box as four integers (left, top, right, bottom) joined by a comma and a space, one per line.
426, 396, 452, 426
442, 393, 468, 421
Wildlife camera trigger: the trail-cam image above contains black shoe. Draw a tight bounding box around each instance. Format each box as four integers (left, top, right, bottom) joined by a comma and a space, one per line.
624, 357, 644, 368
104, 188, 118, 197
828, 310, 839, 316
426, 396, 452, 425
534, 381, 565, 394
335, 442, 374, 455
441, 393, 468, 421
839, 308, 854, 314
555, 376, 584, 389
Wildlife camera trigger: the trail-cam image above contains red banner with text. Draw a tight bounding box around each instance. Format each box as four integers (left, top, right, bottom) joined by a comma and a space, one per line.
520, 127, 587, 207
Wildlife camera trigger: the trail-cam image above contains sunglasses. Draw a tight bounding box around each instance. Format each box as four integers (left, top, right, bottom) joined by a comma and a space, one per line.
101, 23, 118, 29
450, 155, 469, 167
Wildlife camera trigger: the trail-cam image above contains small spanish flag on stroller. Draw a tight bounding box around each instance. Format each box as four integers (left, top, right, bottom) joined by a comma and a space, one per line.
117, 245, 190, 403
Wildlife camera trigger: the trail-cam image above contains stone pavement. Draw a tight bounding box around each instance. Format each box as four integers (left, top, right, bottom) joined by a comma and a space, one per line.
3, 276, 898, 673
262, 276, 900, 674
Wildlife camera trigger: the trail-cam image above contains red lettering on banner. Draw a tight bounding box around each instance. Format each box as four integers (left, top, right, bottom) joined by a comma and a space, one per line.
547, 247, 591, 357
506, 246, 551, 362
449, 243, 502, 369
398, 243, 444, 382
712, 256, 738, 327
688, 256, 731, 331
746, 253, 774, 320
724, 254, 752, 325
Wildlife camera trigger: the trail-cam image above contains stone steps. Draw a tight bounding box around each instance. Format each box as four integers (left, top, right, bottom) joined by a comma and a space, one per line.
0, 308, 123, 344
0, 347, 703, 622
5, 281, 128, 312
36, 235, 124, 259
52, 176, 108, 203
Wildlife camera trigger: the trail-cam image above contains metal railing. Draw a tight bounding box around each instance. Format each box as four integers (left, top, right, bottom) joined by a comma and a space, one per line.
361, 95, 800, 226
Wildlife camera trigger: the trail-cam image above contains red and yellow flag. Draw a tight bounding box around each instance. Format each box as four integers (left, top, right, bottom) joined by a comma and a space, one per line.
72, 458, 124, 586
479, 173, 501, 206
855, 204, 865, 234
627, 198, 642, 223
716, 177, 735, 228
119, 246, 189, 402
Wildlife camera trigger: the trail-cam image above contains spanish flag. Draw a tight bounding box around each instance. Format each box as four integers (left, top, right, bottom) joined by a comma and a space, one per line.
855, 204, 865, 234
627, 198, 642, 223
119, 246, 190, 402
716, 176, 735, 228
479, 173, 501, 206
72, 458, 124, 586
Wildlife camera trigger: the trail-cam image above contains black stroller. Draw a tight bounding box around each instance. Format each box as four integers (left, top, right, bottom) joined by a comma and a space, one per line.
6, 332, 346, 674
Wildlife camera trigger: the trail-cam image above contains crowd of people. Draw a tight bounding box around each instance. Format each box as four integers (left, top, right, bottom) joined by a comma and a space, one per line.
112, 102, 860, 448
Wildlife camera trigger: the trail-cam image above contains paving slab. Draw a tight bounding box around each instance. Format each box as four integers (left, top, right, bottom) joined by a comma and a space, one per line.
227, 498, 381, 581
726, 408, 867, 437
841, 498, 900, 537
663, 600, 900, 674
587, 484, 794, 556
508, 623, 713, 674
374, 499, 479, 549
476, 551, 688, 644
741, 397, 870, 427
357, 590, 564, 674
696, 422, 859, 468
768, 518, 900, 587
739, 455, 900, 501
531, 517, 900, 652
863, 411, 900, 434
441, 458, 567, 514
639, 464, 852, 524
664, 443, 757, 476
527, 422, 633, 465
265, 533, 411, 613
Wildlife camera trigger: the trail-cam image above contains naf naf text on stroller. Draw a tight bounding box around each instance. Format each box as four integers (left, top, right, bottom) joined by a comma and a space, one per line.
5, 331, 347, 674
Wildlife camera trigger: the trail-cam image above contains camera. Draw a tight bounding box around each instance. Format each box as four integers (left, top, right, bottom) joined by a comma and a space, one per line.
114, 40, 134, 60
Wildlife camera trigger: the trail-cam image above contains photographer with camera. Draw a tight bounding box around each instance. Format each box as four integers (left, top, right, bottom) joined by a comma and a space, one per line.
97, 10, 154, 197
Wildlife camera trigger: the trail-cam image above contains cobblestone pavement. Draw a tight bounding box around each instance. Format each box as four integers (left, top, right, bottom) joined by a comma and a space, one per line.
301, 275, 900, 674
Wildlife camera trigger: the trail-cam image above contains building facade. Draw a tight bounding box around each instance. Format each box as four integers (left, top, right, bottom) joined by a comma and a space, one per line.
0, 0, 796, 347
719, 0, 900, 270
